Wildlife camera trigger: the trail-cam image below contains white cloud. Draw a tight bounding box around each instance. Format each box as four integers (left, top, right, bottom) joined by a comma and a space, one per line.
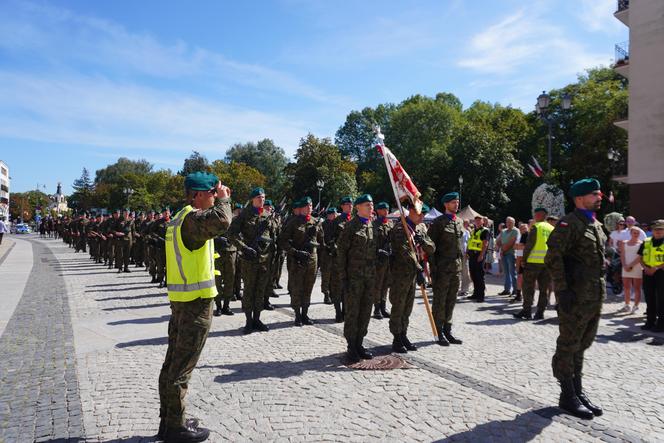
577, 0, 623, 33
0, 72, 311, 155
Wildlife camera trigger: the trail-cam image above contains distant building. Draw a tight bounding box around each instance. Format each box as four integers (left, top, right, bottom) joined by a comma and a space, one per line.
613, 0, 664, 221
48, 182, 69, 215
0, 160, 9, 222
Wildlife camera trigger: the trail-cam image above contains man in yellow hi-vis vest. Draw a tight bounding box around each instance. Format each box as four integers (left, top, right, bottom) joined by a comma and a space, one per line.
514, 207, 554, 320
158, 171, 232, 443
639, 219, 664, 332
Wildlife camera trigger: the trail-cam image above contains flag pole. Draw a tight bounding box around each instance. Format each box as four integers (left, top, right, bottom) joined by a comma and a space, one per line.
375, 127, 438, 339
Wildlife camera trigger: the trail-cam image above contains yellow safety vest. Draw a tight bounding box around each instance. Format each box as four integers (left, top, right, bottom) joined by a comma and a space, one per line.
643, 238, 664, 267
526, 222, 554, 264
165, 205, 218, 302
468, 228, 485, 252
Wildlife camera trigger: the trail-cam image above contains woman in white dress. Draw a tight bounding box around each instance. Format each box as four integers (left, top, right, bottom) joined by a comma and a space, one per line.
619, 227, 644, 313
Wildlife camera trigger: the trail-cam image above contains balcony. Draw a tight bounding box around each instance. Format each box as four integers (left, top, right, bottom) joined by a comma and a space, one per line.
614, 0, 629, 26
613, 41, 630, 78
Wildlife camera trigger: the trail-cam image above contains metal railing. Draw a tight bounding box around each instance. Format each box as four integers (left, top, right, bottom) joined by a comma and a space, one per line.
617, 0, 629, 13
615, 41, 629, 64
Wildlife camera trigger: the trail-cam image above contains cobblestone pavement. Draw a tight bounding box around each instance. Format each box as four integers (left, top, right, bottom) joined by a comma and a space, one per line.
1, 235, 663, 442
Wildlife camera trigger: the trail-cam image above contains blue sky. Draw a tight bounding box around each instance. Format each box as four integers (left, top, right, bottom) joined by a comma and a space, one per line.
0, 0, 627, 195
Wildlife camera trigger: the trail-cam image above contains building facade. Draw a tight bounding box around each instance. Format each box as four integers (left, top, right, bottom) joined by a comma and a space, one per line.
613, 0, 664, 221
48, 182, 69, 215
0, 160, 9, 222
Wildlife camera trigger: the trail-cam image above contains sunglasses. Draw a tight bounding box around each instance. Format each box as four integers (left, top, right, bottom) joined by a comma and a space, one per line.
207, 188, 218, 195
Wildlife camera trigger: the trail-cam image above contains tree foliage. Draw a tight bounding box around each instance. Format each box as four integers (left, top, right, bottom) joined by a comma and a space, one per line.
211, 160, 266, 204
225, 139, 288, 196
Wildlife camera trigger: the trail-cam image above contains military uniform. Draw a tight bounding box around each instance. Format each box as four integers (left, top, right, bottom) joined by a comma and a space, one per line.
319, 210, 337, 303
278, 207, 324, 326
389, 216, 434, 352
228, 196, 277, 333
158, 171, 232, 442
152, 213, 169, 286
213, 234, 237, 316
330, 210, 353, 321
545, 178, 606, 419
428, 211, 464, 345
337, 207, 377, 362
372, 215, 393, 319
113, 213, 134, 272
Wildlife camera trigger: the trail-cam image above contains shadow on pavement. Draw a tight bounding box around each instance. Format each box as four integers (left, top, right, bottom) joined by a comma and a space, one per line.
435, 407, 560, 442
201, 353, 349, 383
108, 314, 170, 326
103, 302, 169, 312
89, 285, 163, 294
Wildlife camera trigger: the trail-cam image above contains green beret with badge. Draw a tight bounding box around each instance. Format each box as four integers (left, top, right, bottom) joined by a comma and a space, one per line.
570, 178, 601, 198
441, 192, 459, 203
354, 194, 373, 205
326, 207, 338, 215
249, 187, 265, 198
375, 201, 390, 210
264, 199, 273, 207
184, 171, 219, 191
340, 196, 353, 204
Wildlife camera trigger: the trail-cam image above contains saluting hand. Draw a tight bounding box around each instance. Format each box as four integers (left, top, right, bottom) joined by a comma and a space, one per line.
216, 181, 231, 199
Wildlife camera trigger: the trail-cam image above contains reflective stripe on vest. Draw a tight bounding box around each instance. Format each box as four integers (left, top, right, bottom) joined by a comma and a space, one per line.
468, 229, 485, 252
526, 221, 554, 264
643, 239, 664, 267
165, 205, 218, 302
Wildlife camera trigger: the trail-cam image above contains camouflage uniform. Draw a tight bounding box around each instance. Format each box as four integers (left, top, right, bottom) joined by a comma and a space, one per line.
320, 216, 337, 299
428, 214, 464, 330
278, 214, 324, 322
330, 212, 352, 319
389, 219, 434, 338
158, 198, 232, 431
337, 216, 377, 348
213, 235, 237, 313
545, 209, 606, 381
151, 217, 169, 285
113, 215, 134, 272
372, 217, 393, 317
228, 206, 277, 315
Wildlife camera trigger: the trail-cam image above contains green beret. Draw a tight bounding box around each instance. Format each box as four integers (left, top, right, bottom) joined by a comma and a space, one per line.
354, 194, 373, 205
326, 207, 338, 215
293, 199, 306, 209
534, 207, 548, 213
421, 203, 431, 214
340, 196, 353, 205
570, 178, 601, 198
441, 192, 459, 203
184, 171, 219, 191
301, 196, 312, 205
375, 202, 390, 210
234, 203, 243, 209
250, 187, 265, 198
264, 199, 273, 207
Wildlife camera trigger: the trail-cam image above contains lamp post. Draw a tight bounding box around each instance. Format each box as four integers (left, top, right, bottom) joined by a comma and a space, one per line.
316, 179, 325, 211
536, 91, 572, 173
458, 175, 463, 204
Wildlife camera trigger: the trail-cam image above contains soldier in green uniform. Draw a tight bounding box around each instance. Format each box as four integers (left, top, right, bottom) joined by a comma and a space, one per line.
76, 213, 88, 253
213, 223, 237, 317
330, 196, 354, 322
337, 194, 377, 363
265, 200, 282, 301
278, 197, 324, 326
428, 192, 464, 346
389, 204, 435, 353
320, 207, 338, 305
157, 172, 232, 442
106, 210, 119, 269
262, 200, 278, 311
545, 178, 605, 419
228, 187, 277, 334
372, 202, 393, 319
232, 203, 244, 301
153, 208, 171, 287
133, 211, 146, 267
514, 207, 553, 320
114, 208, 134, 273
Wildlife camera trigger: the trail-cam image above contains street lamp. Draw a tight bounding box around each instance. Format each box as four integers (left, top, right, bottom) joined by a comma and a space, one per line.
316, 179, 325, 210
458, 175, 463, 204
536, 90, 572, 173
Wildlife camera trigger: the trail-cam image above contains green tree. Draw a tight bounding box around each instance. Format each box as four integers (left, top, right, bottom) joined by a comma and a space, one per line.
225, 139, 288, 196
94, 158, 154, 209
285, 134, 357, 209
179, 151, 211, 176
211, 160, 266, 204
70, 168, 95, 210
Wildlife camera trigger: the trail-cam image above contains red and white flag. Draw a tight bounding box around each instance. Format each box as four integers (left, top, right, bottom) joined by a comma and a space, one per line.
528, 156, 544, 177
376, 143, 423, 213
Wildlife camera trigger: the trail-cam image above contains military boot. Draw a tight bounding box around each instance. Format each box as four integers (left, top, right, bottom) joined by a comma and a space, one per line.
401, 333, 417, 351
443, 324, 462, 344
221, 299, 234, 316
213, 300, 223, 317
302, 306, 314, 325
436, 324, 449, 346
243, 312, 253, 334
163, 422, 210, 443
323, 294, 332, 305
513, 309, 532, 320
264, 297, 275, 311
334, 302, 343, 323
392, 335, 407, 353
558, 378, 594, 419
151, 275, 158, 283
123, 265, 131, 273
346, 339, 360, 364
573, 375, 603, 416
533, 309, 545, 320
356, 338, 373, 360
294, 308, 303, 327
373, 304, 383, 319
253, 310, 269, 332
380, 300, 391, 318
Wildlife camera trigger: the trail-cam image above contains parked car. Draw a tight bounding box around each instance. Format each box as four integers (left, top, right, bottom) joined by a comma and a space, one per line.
15, 223, 32, 234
